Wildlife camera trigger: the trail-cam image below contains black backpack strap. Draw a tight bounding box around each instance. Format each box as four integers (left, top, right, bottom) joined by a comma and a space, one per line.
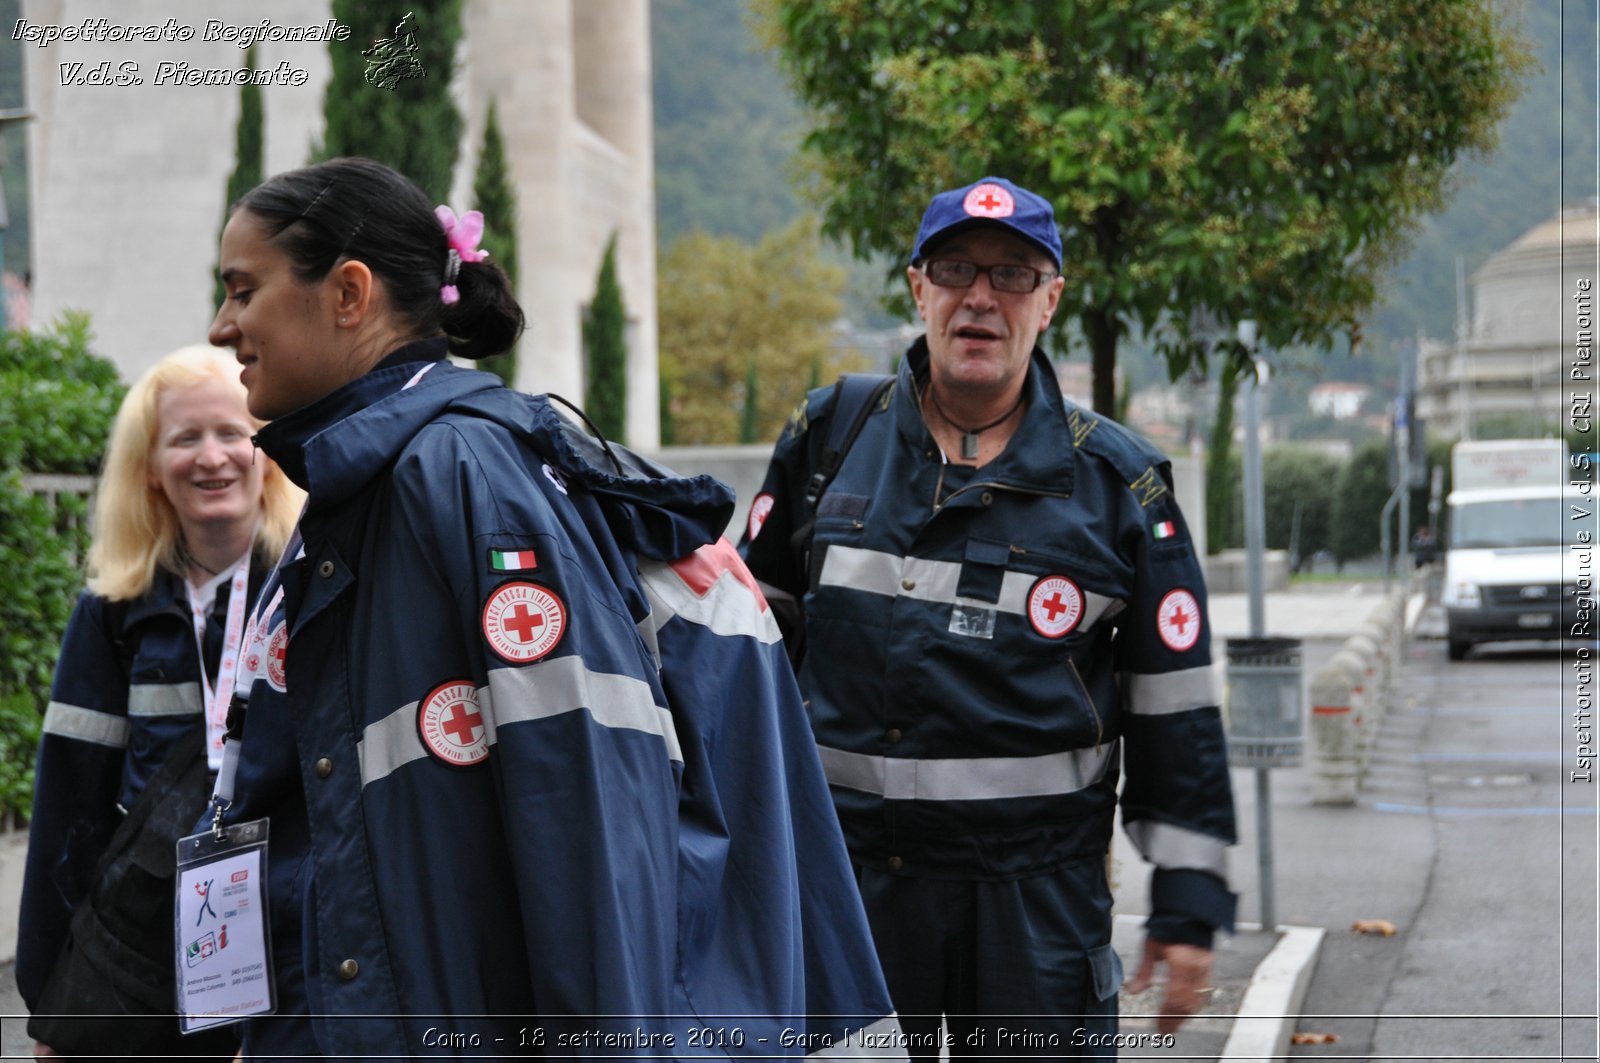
786, 374, 894, 606
802, 373, 894, 510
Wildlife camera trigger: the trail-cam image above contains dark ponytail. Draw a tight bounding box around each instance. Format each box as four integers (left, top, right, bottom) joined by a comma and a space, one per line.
235, 157, 525, 360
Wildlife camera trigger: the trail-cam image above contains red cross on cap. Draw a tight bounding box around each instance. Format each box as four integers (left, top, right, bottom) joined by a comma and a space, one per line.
963, 183, 1015, 219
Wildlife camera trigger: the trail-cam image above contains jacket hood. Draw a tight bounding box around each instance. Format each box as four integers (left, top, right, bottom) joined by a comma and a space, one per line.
265, 360, 734, 561
445, 387, 735, 562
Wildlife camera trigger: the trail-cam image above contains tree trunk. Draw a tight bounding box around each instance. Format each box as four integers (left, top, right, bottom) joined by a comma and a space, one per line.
1084, 306, 1119, 419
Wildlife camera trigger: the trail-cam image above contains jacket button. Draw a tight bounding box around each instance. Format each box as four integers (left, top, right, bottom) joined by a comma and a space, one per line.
885, 728, 902, 744
338, 959, 359, 980
887, 856, 904, 871
314, 758, 333, 779
318, 560, 336, 579
980, 491, 994, 506
900, 578, 916, 591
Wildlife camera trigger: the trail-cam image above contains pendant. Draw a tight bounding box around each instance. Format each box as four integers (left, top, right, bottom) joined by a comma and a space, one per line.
961, 432, 979, 460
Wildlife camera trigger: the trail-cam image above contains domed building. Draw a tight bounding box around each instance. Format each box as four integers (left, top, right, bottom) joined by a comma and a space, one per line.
1416, 201, 1598, 439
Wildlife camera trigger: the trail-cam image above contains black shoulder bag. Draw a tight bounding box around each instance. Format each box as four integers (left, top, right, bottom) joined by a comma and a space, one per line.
27, 726, 240, 1057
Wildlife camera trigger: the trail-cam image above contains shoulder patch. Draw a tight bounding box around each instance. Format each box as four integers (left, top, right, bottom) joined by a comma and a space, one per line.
780, 400, 809, 444
1067, 408, 1098, 448
1129, 466, 1169, 507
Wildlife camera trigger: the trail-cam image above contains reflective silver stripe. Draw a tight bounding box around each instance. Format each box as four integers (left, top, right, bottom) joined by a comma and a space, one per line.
811, 1015, 907, 1058
816, 741, 1117, 802
128, 681, 202, 717
359, 694, 431, 786
42, 701, 130, 748
640, 559, 782, 645
358, 658, 681, 789
822, 546, 1121, 627
484, 658, 680, 763
1123, 665, 1218, 716
1124, 819, 1229, 877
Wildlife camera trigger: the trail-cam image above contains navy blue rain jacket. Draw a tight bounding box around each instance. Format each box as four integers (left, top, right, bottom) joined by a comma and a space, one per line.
223, 348, 900, 1057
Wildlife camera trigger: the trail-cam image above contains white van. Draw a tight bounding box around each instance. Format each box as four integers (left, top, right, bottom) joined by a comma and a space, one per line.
1441, 440, 1578, 660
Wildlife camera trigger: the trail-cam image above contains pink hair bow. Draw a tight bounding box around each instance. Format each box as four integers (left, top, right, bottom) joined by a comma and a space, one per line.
435, 206, 490, 305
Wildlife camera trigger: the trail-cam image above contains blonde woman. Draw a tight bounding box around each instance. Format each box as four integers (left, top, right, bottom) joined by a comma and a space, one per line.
18, 346, 300, 1059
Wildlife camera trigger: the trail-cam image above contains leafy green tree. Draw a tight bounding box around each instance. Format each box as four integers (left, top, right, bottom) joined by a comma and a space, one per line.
1331, 435, 1395, 565
762, 0, 1527, 416
1262, 446, 1342, 566
659, 220, 864, 444
216, 46, 264, 309
472, 101, 520, 386
584, 236, 628, 443
320, 0, 463, 202
0, 315, 124, 818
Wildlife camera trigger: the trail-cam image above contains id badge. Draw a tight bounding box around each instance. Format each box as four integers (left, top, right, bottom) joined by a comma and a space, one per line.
175, 817, 275, 1032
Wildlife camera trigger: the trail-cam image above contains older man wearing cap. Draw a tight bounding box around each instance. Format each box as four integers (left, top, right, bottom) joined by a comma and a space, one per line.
740, 176, 1237, 1056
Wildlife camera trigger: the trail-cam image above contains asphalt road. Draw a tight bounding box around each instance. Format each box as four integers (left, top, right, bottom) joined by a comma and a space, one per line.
1284, 634, 1598, 1062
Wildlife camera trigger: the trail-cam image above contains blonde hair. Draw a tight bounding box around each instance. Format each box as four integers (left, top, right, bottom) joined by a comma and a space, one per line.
86, 346, 303, 601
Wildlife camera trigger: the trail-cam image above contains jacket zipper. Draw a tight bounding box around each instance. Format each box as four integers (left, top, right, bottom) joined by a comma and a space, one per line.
1067, 658, 1104, 748
931, 476, 1070, 513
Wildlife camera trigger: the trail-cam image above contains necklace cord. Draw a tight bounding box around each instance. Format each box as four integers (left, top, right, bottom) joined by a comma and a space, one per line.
925, 386, 1025, 436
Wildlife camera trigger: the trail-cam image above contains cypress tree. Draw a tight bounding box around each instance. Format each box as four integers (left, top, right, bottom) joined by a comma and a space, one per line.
215, 46, 263, 309
739, 358, 760, 444
583, 235, 628, 443
659, 368, 676, 446
320, 0, 462, 203
472, 101, 519, 386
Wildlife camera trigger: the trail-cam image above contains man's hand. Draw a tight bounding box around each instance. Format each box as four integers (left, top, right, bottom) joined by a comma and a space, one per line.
1123, 936, 1214, 1034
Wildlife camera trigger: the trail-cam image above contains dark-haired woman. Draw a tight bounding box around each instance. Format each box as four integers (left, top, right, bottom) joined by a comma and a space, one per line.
205, 157, 898, 1058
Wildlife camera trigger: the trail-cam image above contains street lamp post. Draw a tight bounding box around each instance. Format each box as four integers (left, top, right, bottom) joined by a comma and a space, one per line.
1227, 317, 1304, 934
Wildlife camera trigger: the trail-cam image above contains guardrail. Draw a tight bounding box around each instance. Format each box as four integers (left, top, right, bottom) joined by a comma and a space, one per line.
1309, 587, 1410, 804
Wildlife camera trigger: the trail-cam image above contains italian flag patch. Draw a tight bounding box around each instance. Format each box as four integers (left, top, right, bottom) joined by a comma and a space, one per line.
1153, 520, 1177, 540
489, 548, 539, 572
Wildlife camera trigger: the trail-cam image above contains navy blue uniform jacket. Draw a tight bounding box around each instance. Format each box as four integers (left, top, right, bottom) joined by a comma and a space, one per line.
740, 340, 1237, 946
18, 563, 263, 1009
224, 348, 900, 1057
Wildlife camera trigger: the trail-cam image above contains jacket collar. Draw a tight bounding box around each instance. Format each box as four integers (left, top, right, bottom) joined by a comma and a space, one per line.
444, 389, 736, 562
893, 336, 1077, 498
255, 338, 502, 504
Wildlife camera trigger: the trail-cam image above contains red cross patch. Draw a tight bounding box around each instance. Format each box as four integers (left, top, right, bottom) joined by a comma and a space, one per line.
747, 492, 775, 542
1156, 588, 1202, 652
1028, 575, 1084, 638
418, 680, 489, 767
481, 581, 566, 664
963, 182, 1015, 218
266, 621, 288, 692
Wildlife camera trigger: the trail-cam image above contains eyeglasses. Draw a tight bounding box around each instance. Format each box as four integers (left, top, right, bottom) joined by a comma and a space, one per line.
923, 258, 1056, 294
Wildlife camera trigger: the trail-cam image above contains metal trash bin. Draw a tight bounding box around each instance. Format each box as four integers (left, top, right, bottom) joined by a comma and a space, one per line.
1224, 637, 1304, 768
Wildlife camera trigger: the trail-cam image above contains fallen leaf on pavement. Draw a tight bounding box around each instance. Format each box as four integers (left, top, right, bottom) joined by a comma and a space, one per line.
1351, 919, 1398, 936
1291, 1032, 1341, 1045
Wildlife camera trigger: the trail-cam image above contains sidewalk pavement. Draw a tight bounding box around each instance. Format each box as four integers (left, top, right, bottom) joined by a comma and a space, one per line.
1104, 578, 1420, 1061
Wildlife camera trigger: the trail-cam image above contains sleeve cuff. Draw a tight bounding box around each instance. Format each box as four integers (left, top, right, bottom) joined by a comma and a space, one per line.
1148, 867, 1237, 947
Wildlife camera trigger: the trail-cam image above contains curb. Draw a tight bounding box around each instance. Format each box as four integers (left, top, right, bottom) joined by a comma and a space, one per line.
1218, 923, 1325, 1061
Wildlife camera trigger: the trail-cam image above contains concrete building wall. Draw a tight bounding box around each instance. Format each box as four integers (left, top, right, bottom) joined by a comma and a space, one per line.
22, 0, 659, 444
24, 0, 328, 382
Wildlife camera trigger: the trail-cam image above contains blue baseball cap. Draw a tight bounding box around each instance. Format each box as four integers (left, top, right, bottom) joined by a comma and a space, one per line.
911, 176, 1062, 270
